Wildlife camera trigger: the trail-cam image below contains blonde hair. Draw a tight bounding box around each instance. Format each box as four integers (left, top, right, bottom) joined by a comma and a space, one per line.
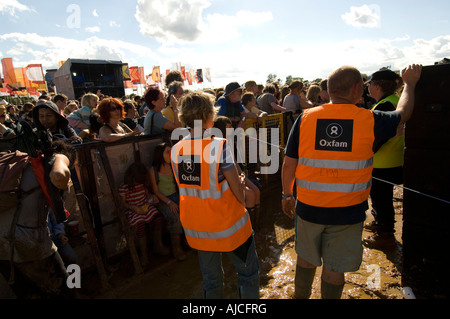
81, 93, 99, 108
306, 85, 321, 103
179, 92, 216, 128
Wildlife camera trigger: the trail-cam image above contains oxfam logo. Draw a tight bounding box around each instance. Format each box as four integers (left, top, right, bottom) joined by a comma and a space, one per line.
183, 158, 195, 174
326, 123, 344, 139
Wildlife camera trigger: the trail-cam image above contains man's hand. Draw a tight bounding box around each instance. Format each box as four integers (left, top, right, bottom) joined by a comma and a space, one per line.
401, 64, 422, 86
282, 197, 296, 219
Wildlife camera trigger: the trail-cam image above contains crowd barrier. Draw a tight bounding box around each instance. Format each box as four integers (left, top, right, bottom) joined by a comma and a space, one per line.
67, 112, 290, 288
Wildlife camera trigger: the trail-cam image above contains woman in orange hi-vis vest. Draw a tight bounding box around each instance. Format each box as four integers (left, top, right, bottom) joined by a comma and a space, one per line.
171, 91, 259, 299
282, 65, 422, 299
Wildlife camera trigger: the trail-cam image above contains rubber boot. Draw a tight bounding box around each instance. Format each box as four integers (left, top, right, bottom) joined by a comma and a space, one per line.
137, 237, 149, 267
294, 265, 316, 299
321, 280, 344, 299
153, 230, 170, 256
171, 235, 187, 261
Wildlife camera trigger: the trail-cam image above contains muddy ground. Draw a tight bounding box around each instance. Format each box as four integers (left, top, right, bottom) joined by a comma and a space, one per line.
77, 184, 406, 300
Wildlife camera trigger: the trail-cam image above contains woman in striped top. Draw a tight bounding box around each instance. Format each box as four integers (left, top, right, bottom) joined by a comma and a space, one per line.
119, 162, 169, 266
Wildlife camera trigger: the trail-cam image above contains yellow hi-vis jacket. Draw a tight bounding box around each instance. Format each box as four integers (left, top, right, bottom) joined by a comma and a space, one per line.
371, 94, 405, 168
295, 104, 375, 208
171, 137, 252, 252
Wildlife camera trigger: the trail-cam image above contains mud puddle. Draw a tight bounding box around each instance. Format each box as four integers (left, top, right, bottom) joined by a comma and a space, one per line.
82, 185, 405, 299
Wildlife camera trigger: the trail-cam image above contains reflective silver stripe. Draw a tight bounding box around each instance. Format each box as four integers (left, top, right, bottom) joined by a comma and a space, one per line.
179, 181, 230, 199
296, 178, 372, 193
298, 157, 373, 169
208, 139, 223, 191
184, 212, 250, 239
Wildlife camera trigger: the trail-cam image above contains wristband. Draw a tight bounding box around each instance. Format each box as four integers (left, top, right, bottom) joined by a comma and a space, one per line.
282, 195, 295, 201
166, 200, 172, 205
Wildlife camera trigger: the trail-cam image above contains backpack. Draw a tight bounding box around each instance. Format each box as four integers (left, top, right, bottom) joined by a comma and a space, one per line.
0, 151, 30, 214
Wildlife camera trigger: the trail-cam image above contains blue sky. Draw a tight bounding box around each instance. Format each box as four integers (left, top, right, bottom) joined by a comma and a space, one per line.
1, 0, 449, 88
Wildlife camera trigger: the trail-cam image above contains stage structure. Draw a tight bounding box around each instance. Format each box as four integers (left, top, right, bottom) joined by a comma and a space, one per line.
54, 59, 125, 100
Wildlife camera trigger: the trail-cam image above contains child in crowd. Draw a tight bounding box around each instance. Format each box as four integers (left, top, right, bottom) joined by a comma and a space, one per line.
119, 162, 169, 266
241, 92, 267, 122
67, 93, 99, 135
149, 142, 187, 261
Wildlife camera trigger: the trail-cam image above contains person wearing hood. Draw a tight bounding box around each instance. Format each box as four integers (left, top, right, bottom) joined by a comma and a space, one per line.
32, 101, 82, 145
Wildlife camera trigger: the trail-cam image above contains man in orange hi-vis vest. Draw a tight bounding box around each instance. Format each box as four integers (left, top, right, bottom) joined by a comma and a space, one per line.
282, 64, 422, 299
171, 91, 259, 299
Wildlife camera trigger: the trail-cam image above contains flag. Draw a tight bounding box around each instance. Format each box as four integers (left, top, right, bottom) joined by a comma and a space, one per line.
196, 69, 203, 83
1, 58, 17, 87
152, 66, 161, 83
25, 64, 45, 82
14, 68, 27, 87
186, 70, 193, 85
122, 64, 131, 81
129, 67, 140, 83
25, 64, 46, 91
189, 70, 195, 84
180, 66, 186, 81
204, 68, 211, 83
138, 67, 146, 85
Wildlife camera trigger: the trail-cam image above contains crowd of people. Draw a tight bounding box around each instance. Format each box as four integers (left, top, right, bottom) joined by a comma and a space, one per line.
0, 64, 422, 299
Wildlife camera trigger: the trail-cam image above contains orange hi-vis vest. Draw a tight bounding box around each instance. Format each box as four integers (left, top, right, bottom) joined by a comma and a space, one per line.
295, 104, 375, 208
171, 137, 252, 252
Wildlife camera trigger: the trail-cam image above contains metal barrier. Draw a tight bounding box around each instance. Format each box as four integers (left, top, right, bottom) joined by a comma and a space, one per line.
243, 112, 289, 184
67, 115, 290, 287
68, 134, 168, 288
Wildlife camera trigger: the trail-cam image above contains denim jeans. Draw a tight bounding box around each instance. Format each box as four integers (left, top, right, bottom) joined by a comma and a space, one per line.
157, 192, 183, 235
197, 235, 260, 299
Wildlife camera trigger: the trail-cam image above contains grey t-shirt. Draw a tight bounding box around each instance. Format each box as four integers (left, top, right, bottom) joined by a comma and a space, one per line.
143, 109, 170, 135
257, 93, 277, 114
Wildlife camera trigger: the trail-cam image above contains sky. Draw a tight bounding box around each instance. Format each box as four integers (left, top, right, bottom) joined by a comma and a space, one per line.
1, 0, 449, 88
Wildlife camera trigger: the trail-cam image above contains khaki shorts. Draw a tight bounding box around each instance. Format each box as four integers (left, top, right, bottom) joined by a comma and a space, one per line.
295, 216, 364, 273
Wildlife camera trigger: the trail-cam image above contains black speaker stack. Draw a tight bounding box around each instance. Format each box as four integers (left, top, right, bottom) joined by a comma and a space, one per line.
402, 63, 450, 298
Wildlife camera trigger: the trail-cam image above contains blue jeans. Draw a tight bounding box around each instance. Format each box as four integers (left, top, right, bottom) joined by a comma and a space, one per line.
157, 193, 183, 235
197, 235, 260, 299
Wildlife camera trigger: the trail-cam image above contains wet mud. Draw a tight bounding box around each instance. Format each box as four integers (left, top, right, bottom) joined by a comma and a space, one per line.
80, 185, 405, 299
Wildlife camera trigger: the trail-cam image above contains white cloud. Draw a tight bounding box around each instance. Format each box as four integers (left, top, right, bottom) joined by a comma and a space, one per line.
93, 9, 99, 17
342, 4, 381, 28
135, 0, 273, 44
0, 32, 159, 70
0, 0, 33, 17
175, 34, 450, 87
109, 21, 120, 28
85, 26, 101, 33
